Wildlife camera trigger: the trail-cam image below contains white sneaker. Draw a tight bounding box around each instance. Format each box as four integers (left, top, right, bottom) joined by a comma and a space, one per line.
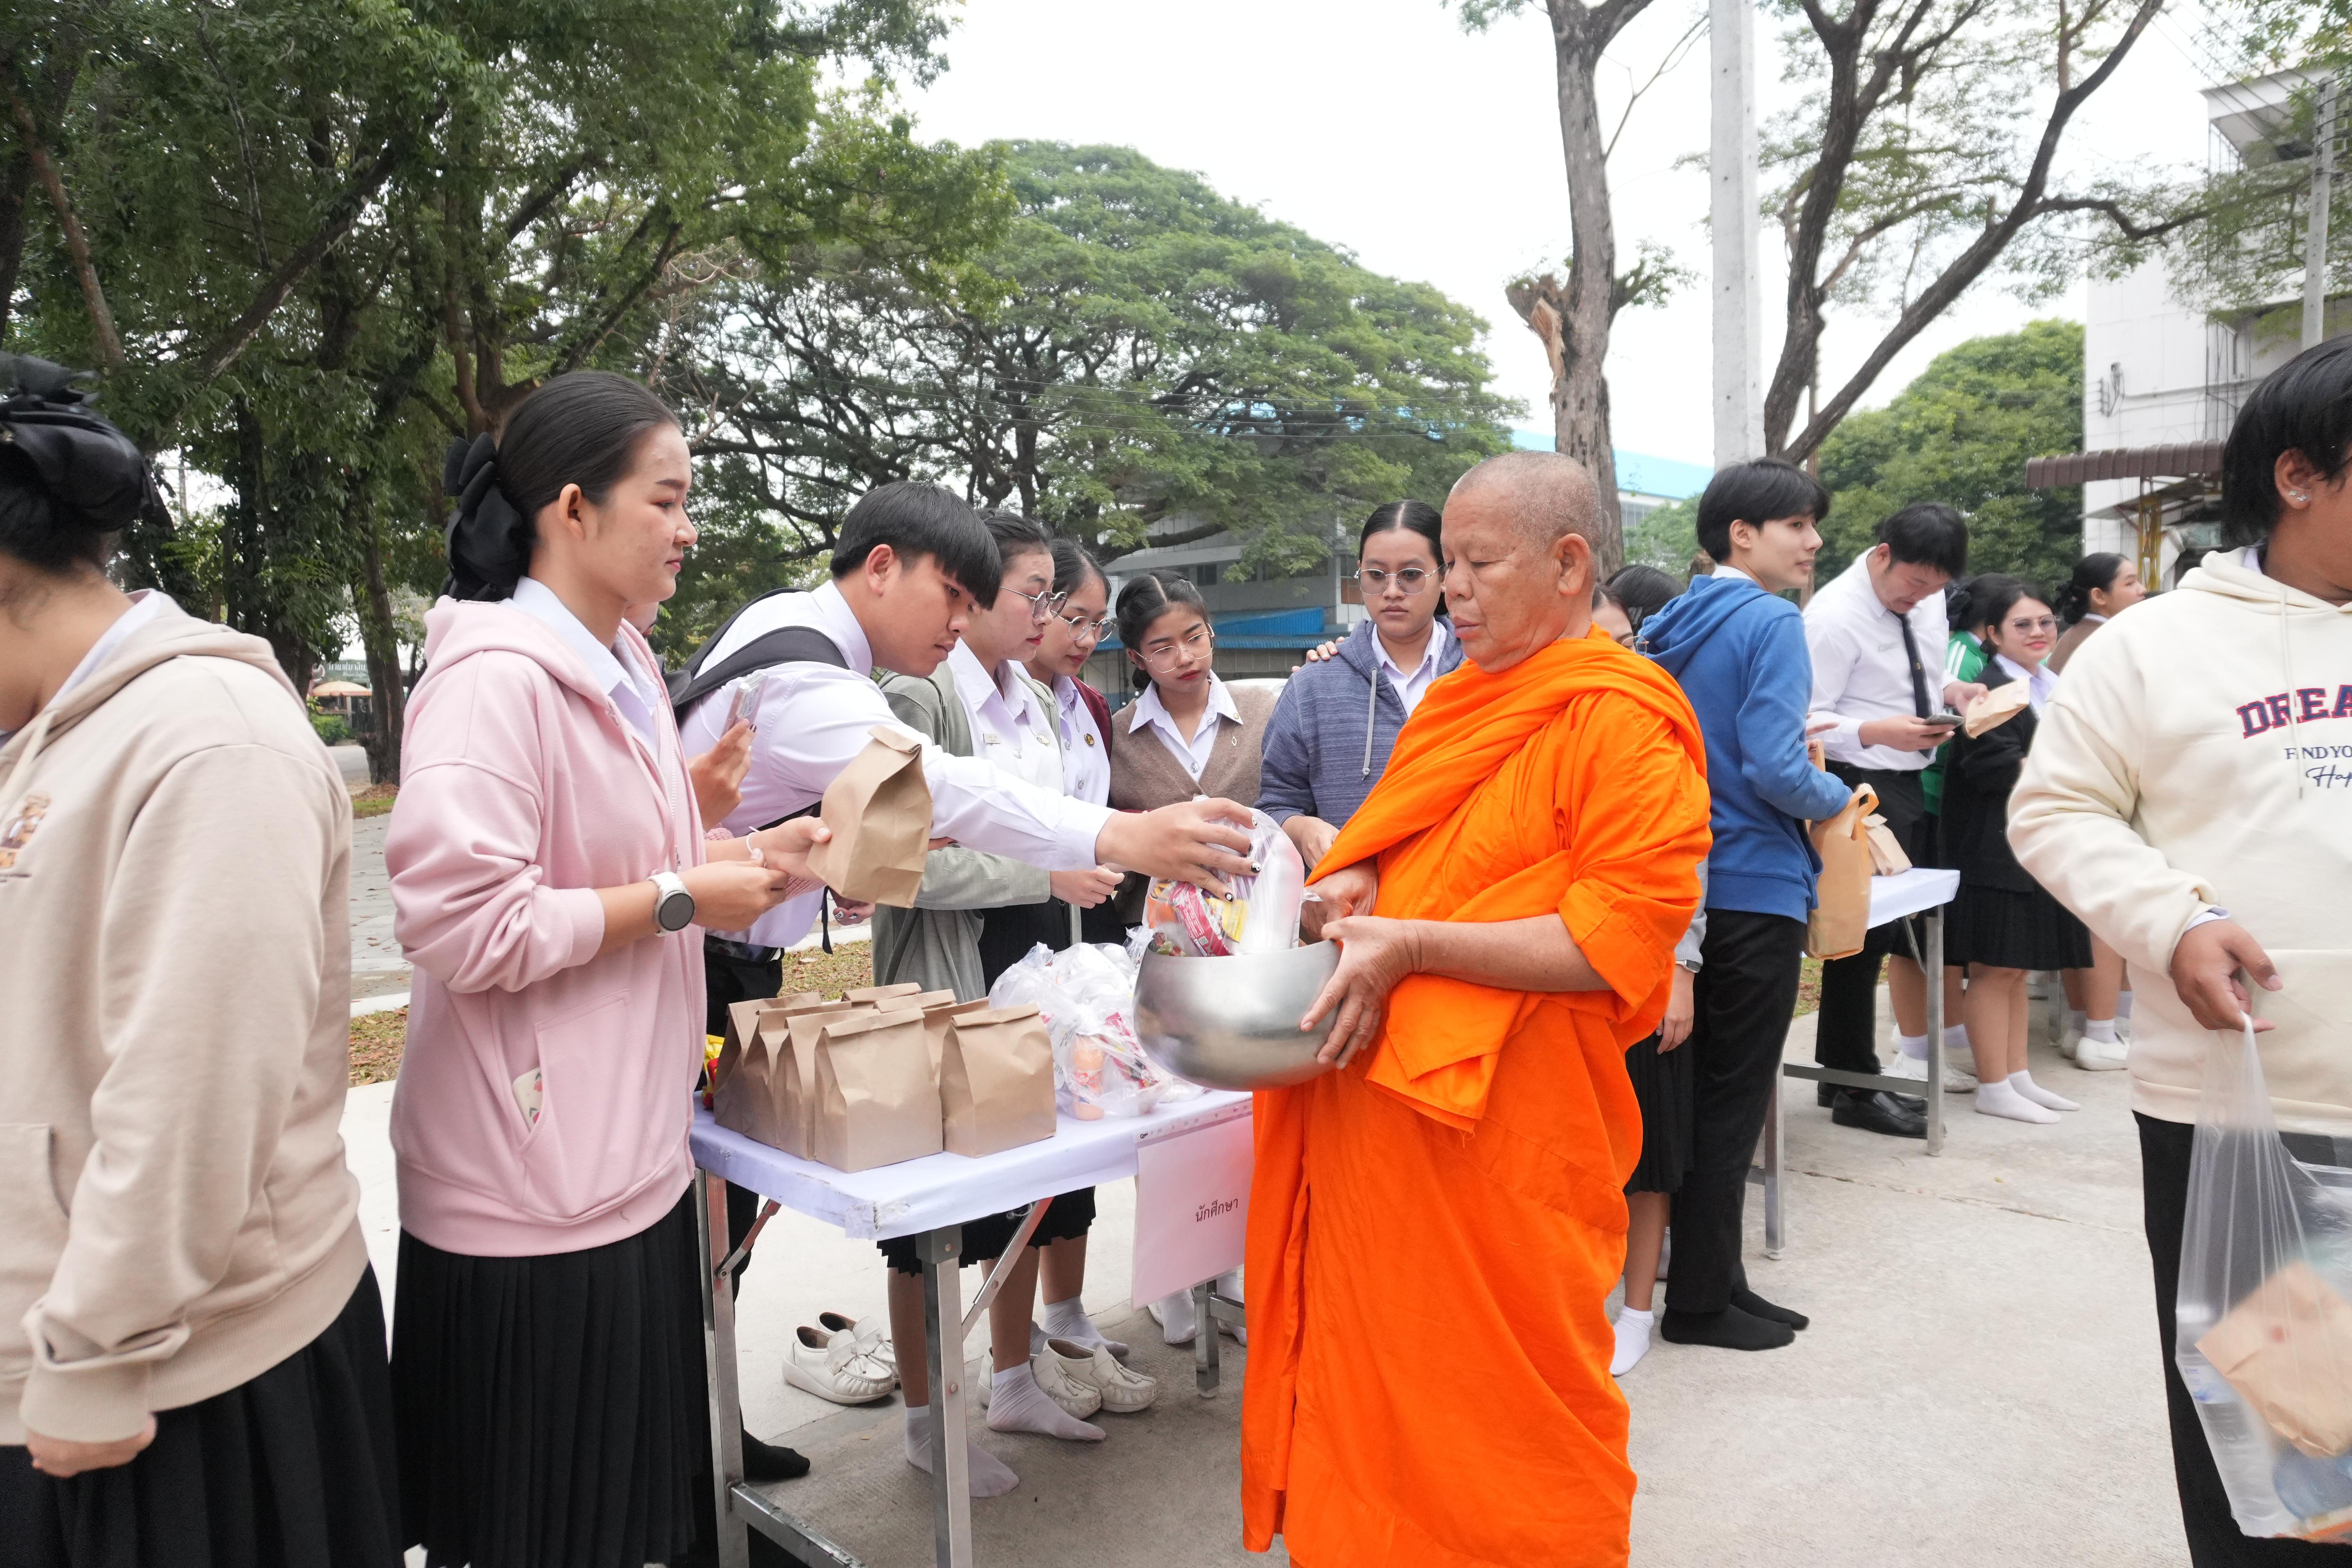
1886, 1050, 1978, 1093
819, 1310, 895, 1383
1148, 1290, 1197, 1345
1031, 1345, 1105, 1419
783, 1325, 895, 1405
1048, 1337, 1158, 1413
2071, 1033, 2128, 1072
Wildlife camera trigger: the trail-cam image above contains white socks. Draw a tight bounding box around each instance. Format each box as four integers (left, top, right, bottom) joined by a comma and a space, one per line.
904, 1402, 1020, 1496
2008, 1070, 2078, 1111
1041, 1295, 1127, 1359
1216, 1270, 1247, 1345
2069, 1008, 2087, 1037
1944, 1025, 1973, 1060
985, 1361, 1104, 1442
1975, 1078, 2060, 1124
2117, 990, 2135, 1020
1149, 1290, 1196, 1345
2084, 1018, 2118, 1044
1896, 1031, 1930, 1061
1612, 1307, 1655, 1377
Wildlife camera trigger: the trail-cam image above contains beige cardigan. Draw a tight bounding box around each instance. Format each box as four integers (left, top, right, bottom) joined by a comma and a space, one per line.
1107, 678, 1279, 813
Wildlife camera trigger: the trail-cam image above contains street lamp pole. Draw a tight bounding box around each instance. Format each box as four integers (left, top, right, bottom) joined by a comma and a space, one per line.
1710, 0, 1762, 467
2305, 73, 2338, 352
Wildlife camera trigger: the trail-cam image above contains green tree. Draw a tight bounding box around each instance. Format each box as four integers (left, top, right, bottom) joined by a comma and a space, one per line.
1815, 317, 2084, 589
661, 141, 1517, 657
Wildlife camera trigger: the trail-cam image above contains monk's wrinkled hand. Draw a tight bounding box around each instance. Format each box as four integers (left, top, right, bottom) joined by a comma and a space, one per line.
1301, 861, 1378, 942
1301, 914, 1420, 1068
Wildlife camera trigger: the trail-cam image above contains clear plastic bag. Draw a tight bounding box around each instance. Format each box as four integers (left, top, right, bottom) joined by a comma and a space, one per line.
1141, 806, 1306, 957
985, 940, 1201, 1119
2177, 1015, 2352, 1541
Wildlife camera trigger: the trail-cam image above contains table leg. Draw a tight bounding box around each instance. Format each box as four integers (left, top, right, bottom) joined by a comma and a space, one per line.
1193, 1279, 1220, 1397
697, 1171, 751, 1568
918, 1226, 973, 1568
1925, 909, 1946, 1157
1763, 1053, 1785, 1259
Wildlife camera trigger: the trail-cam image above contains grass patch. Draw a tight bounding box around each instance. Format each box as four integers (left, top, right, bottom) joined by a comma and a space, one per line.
349, 1007, 406, 1085
1793, 956, 1822, 1017
782, 940, 876, 997
351, 784, 398, 819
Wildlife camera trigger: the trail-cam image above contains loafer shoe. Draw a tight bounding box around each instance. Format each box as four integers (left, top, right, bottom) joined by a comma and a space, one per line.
782, 1325, 894, 1405
2072, 1035, 2128, 1071
1830, 1088, 1927, 1140
1032, 1345, 1104, 1419
1048, 1337, 1158, 1413
817, 1310, 895, 1383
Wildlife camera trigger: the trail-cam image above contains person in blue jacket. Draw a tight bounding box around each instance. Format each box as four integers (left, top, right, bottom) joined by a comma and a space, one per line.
1258, 499, 1463, 870
1639, 458, 1854, 1354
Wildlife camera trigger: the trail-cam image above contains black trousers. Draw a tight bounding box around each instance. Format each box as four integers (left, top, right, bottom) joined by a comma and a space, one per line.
2137, 1113, 2343, 1564
1816, 765, 1935, 1076
1666, 909, 1808, 1315
702, 943, 783, 1293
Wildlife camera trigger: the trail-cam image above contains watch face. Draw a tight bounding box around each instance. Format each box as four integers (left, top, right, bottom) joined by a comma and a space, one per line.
658, 888, 696, 932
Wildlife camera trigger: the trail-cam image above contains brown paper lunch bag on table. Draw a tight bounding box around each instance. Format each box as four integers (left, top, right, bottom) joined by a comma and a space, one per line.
1806, 782, 1878, 961
713, 1011, 795, 1149
939, 1004, 1057, 1159
811, 1008, 943, 1172
846, 982, 925, 1006
711, 989, 827, 1095
922, 998, 994, 1078
805, 727, 933, 907
770, 1002, 866, 1159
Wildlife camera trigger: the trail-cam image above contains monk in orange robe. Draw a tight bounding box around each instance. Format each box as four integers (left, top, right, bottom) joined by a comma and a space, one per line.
1241, 450, 1711, 1568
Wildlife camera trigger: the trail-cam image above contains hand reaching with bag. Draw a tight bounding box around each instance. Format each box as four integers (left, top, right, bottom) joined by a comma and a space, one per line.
1094, 798, 1255, 894
2171, 919, 2283, 1034
1050, 866, 1123, 908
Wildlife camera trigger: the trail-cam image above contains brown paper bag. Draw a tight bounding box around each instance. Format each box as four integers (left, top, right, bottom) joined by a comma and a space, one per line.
922, 998, 995, 1077
811, 1009, 942, 1172
1863, 813, 1913, 877
2197, 1260, 2352, 1457
1807, 783, 1878, 960
805, 727, 933, 907
939, 1004, 1057, 1158
711, 989, 825, 1095
713, 1016, 792, 1148
773, 1005, 859, 1159
1964, 679, 2031, 738
846, 982, 925, 1006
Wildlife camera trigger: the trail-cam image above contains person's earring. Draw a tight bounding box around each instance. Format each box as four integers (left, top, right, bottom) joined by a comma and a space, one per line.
2290, 492, 2309, 504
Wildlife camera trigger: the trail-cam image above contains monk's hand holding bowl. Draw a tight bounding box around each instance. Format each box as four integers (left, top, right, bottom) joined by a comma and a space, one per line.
1300, 913, 1419, 1067
1299, 860, 1378, 942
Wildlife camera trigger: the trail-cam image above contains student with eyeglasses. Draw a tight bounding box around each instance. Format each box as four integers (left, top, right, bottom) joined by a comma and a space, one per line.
1258, 501, 1461, 871
1020, 537, 1125, 949
1940, 574, 2090, 1127
1106, 568, 1277, 1348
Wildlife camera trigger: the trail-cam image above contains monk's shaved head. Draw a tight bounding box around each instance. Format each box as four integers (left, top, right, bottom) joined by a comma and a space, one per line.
1447, 450, 1603, 549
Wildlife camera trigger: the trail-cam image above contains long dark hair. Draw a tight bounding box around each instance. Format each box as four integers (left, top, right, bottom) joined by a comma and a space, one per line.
444, 371, 679, 601
1048, 536, 1107, 600
1358, 498, 1442, 560
0, 354, 159, 576
1602, 563, 1682, 635
1114, 569, 1208, 650
2056, 552, 2128, 625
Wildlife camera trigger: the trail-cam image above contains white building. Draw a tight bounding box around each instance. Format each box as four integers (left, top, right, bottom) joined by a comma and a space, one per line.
2055, 70, 2344, 587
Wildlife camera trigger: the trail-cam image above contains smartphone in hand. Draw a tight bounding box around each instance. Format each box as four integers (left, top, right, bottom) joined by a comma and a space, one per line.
725, 671, 769, 732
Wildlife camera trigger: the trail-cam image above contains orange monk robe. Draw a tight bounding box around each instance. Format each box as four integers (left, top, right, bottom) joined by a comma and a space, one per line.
1240, 630, 1711, 1568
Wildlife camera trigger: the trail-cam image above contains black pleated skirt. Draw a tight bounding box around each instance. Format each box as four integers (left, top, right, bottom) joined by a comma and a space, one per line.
0, 1267, 401, 1568
391, 1188, 708, 1568
1946, 882, 2093, 972
1622, 1032, 1696, 1195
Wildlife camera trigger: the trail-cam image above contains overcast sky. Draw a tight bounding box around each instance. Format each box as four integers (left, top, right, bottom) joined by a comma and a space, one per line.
893, 0, 2229, 466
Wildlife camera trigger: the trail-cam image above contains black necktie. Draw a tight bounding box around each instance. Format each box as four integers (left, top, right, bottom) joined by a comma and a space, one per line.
1896, 612, 1932, 719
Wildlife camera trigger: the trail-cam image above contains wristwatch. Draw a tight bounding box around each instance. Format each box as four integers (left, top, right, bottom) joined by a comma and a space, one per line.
1677, 958, 1702, 975
648, 871, 696, 933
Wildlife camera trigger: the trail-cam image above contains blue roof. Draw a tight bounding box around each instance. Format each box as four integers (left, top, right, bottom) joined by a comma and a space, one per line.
1506, 430, 1712, 501
1100, 604, 1328, 653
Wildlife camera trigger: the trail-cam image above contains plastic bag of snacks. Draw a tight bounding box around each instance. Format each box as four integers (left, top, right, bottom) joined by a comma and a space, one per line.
1143, 806, 1306, 958
988, 940, 1200, 1119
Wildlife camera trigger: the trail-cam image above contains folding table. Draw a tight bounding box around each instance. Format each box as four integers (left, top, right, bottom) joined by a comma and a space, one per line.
1758, 866, 1961, 1256
691, 1091, 1253, 1568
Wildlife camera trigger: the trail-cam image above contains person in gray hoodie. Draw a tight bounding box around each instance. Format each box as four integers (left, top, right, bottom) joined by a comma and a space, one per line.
1259, 499, 1464, 869
0, 356, 400, 1566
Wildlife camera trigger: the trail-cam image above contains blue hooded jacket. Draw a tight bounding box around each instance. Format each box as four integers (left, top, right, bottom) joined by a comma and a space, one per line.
1642, 571, 1851, 922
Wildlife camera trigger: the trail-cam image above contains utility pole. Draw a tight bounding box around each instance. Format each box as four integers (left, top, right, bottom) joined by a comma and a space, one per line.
1710, 0, 1762, 468
2306, 73, 2338, 351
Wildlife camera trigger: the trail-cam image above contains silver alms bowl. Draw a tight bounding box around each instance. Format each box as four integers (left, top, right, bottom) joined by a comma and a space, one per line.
1133, 942, 1341, 1092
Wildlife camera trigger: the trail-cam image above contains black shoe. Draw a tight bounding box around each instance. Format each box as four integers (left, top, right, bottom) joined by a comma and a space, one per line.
742, 1429, 811, 1482
1830, 1088, 1927, 1139
1816, 1082, 1837, 1108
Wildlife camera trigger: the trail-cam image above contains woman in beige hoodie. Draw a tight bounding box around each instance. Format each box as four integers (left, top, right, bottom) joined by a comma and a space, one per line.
2011, 338, 2352, 1565
0, 357, 398, 1565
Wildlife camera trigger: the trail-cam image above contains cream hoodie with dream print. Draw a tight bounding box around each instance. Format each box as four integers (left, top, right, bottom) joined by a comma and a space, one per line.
2011, 550, 2352, 1130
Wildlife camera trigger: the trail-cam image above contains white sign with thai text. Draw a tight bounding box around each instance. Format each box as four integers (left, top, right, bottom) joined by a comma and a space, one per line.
1130, 1109, 1253, 1306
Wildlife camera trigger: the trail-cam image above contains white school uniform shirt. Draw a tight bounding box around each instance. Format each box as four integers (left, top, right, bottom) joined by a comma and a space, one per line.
508, 576, 662, 752
675, 580, 1111, 948
1127, 673, 1242, 781
947, 641, 1062, 794
1989, 651, 2058, 716
1803, 552, 1952, 773
1049, 674, 1111, 806
1376, 621, 1452, 718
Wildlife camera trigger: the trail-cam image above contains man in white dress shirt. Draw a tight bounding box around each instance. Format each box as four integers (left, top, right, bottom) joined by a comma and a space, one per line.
1803, 503, 1986, 1139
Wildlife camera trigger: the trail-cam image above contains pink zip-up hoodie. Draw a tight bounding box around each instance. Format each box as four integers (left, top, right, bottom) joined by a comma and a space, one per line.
386, 597, 705, 1257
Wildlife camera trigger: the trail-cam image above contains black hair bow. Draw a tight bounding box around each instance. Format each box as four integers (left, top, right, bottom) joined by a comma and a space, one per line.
442, 433, 530, 601
0, 353, 157, 533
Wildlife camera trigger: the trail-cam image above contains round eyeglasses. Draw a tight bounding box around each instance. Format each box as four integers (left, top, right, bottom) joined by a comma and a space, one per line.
1054, 609, 1114, 642
1359, 566, 1432, 596
1136, 624, 1214, 673
1004, 585, 1071, 623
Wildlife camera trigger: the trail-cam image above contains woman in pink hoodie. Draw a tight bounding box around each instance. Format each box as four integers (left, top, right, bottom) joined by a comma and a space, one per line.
384, 373, 822, 1568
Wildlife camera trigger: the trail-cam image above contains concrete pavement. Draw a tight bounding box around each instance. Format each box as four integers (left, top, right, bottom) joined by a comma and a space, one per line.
337, 993, 2189, 1566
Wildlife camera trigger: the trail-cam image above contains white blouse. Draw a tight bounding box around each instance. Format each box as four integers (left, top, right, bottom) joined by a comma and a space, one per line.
1050, 675, 1111, 806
